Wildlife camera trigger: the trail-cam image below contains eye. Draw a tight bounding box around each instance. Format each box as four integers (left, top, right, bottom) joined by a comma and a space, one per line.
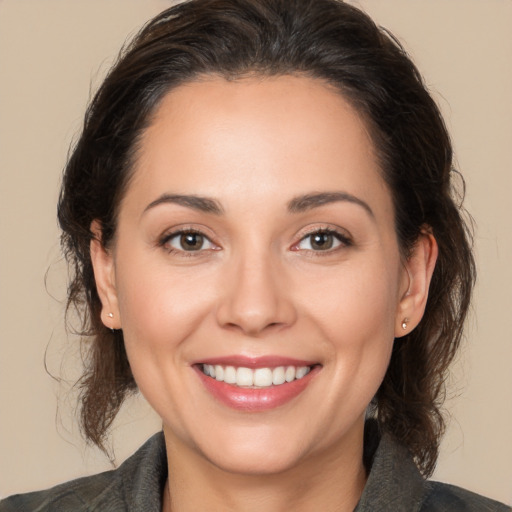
162, 230, 216, 253
295, 229, 351, 252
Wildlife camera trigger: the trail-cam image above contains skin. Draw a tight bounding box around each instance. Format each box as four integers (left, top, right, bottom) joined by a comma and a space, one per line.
91, 75, 437, 512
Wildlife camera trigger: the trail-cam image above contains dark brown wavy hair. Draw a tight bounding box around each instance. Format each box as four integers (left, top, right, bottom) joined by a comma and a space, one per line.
58, 0, 475, 477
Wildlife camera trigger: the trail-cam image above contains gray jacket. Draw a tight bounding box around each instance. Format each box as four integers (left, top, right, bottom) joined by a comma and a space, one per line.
1, 431, 509, 511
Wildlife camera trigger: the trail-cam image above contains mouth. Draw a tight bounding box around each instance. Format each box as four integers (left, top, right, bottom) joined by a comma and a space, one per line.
194, 358, 321, 411
200, 364, 312, 388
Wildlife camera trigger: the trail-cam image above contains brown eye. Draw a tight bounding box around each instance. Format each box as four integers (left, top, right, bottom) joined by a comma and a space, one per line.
310, 232, 334, 250
179, 232, 204, 251
164, 231, 215, 252
296, 229, 351, 252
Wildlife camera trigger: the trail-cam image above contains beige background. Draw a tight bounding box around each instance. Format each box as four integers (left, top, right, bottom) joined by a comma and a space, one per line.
1, 0, 511, 504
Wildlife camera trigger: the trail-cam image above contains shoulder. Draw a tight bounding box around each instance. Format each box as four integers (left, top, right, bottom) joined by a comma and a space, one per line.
0, 470, 119, 512
0, 432, 167, 512
356, 423, 511, 512
420, 481, 511, 512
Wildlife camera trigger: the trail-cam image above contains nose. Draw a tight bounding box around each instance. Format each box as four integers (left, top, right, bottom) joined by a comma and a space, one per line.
215, 251, 297, 336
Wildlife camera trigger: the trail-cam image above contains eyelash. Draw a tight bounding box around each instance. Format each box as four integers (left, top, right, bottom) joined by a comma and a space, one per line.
292, 227, 353, 254
158, 227, 352, 256
159, 228, 218, 256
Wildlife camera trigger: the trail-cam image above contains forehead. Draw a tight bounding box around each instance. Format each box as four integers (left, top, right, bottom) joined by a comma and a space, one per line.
124, 75, 391, 218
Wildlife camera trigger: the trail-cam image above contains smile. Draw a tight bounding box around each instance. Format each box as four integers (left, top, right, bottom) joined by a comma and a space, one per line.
201, 364, 312, 388
195, 359, 320, 412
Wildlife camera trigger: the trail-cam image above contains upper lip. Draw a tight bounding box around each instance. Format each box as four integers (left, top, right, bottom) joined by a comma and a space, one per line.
193, 355, 319, 369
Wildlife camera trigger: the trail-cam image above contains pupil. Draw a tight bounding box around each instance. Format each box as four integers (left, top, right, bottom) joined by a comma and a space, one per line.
181, 233, 203, 250
311, 232, 333, 250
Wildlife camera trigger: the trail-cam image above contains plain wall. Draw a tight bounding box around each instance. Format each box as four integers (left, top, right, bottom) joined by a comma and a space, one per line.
0, 0, 511, 504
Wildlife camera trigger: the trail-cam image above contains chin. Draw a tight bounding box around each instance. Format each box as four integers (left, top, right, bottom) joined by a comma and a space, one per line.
190, 422, 313, 476
205, 443, 306, 476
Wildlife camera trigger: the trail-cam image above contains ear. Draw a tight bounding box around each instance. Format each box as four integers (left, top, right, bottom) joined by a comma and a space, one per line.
90, 220, 121, 330
395, 229, 438, 337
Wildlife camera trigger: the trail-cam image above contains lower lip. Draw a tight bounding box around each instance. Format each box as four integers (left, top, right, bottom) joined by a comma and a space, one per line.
194, 366, 320, 412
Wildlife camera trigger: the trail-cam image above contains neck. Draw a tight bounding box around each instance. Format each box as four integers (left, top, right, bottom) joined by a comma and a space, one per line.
162, 424, 367, 512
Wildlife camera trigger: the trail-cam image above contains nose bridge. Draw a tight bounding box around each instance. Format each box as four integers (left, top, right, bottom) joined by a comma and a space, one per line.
216, 242, 295, 335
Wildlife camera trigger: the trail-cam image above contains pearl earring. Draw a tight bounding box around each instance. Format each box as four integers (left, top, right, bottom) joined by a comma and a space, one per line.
401, 318, 409, 330
107, 312, 115, 333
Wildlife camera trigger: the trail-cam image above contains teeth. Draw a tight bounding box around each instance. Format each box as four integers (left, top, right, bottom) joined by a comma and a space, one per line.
254, 368, 273, 387
296, 366, 309, 379
201, 364, 311, 388
236, 367, 254, 387
285, 366, 295, 382
272, 366, 286, 385
223, 366, 237, 384
215, 365, 224, 381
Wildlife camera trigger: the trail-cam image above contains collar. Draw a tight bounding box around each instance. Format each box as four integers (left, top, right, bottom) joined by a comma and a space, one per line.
355, 427, 425, 511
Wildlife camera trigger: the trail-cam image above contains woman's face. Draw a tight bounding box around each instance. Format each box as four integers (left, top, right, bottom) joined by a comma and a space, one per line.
93, 75, 431, 475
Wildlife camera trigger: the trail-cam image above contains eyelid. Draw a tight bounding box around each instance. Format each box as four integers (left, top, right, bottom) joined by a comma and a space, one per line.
158, 225, 220, 254
156, 224, 352, 255
291, 225, 353, 252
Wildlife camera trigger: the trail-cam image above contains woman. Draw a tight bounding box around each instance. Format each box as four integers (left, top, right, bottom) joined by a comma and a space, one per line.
1, 0, 509, 510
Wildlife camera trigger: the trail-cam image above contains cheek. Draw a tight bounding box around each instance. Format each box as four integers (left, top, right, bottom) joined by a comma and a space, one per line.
113, 246, 219, 364
296, 255, 399, 396
112, 255, 221, 419
297, 255, 400, 340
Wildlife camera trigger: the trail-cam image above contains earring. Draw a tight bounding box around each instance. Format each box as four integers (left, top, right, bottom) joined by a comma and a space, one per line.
107, 312, 115, 333
401, 318, 409, 330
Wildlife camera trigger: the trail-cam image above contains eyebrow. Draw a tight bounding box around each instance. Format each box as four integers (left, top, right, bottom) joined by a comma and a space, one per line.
143, 191, 373, 218
287, 192, 374, 218
143, 194, 224, 215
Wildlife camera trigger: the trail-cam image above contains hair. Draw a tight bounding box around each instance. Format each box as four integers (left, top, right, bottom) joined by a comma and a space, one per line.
58, 0, 475, 477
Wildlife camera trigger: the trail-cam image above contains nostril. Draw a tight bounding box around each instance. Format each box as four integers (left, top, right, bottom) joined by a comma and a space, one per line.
214, 265, 297, 334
